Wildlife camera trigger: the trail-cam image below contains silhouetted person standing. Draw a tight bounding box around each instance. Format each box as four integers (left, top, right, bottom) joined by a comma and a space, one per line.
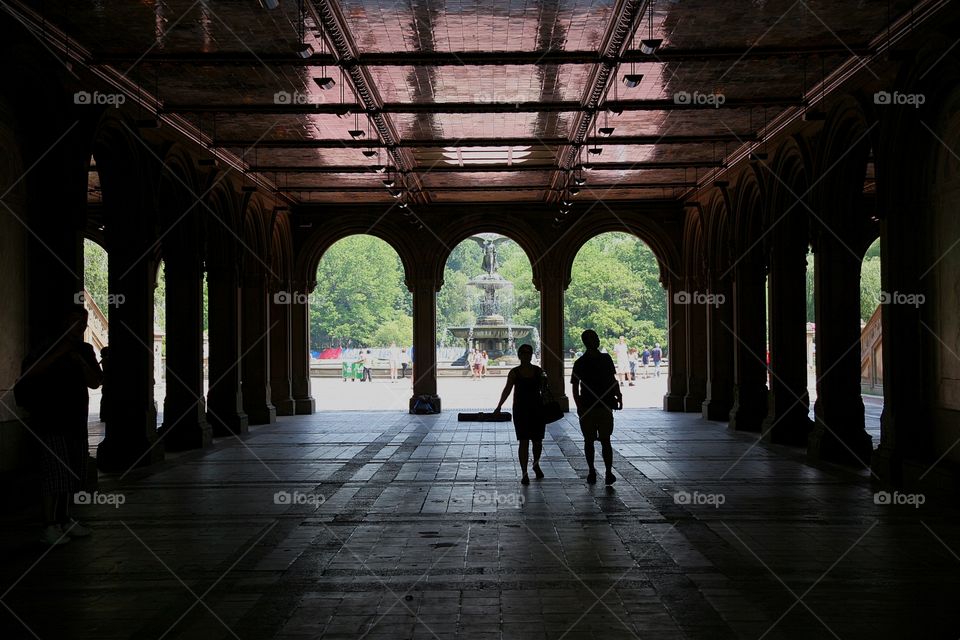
494, 344, 546, 485
571, 329, 622, 485
18, 306, 103, 545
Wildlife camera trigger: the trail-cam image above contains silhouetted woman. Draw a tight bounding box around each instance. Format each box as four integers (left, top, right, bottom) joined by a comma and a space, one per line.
19, 306, 103, 545
494, 344, 546, 485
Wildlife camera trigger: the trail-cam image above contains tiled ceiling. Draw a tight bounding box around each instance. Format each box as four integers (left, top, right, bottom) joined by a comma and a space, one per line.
23, 0, 919, 203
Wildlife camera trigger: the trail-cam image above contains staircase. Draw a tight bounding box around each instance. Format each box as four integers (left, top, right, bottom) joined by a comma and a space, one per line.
81, 289, 109, 353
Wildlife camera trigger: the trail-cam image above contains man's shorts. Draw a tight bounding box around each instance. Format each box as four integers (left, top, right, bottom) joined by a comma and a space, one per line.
578, 406, 614, 441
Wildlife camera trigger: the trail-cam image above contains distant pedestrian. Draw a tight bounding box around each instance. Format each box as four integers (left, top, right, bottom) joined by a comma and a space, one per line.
627, 348, 637, 386
651, 343, 662, 377
641, 347, 651, 379
361, 348, 374, 382
494, 344, 546, 485
389, 342, 401, 382
571, 329, 622, 485
613, 335, 630, 387
480, 351, 489, 378
468, 348, 478, 379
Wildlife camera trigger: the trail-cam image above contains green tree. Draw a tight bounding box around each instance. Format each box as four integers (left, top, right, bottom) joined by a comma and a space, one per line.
310, 235, 411, 350
83, 239, 110, 319
565, 233, 668, 351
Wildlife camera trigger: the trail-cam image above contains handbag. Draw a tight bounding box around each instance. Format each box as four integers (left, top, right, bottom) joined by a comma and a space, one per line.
539, 372, 564, 424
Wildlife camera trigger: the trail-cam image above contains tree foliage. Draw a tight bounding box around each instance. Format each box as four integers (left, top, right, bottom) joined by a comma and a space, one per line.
310, 235, 411, 350
565, 233, 667, 351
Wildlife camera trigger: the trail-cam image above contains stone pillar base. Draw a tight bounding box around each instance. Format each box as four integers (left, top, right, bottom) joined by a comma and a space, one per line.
294, 397, 315, 415
247, 405, 277, 426
97, 437, 162, 473
160, 421, 213, 452
682, 394, 704, 412
728, 386, 767, 432
663, 393, 685, 412
273, 399, 296, 417
807, 423, 873, 467
761, 416, 813, 447
208, 411, 249, 437
409, 394, 441, 414
702, 396, 732, 421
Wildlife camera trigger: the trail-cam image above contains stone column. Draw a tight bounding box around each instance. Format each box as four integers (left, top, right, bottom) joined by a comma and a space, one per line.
159, 251, 212, 450
664, 276, 689, 411
761, 237, 812, 445
808, 239, 872, 464
290, 283, 315, 414
728, 264, 769, 431
269, 287, 296, 416
206, 263, 248, 435
538, 269, 570, 411
409, 278, 441, 413
241, 271, 276, 425
683, 278, 708, 412
702, 274, 735, 420
97, 242, 162, 471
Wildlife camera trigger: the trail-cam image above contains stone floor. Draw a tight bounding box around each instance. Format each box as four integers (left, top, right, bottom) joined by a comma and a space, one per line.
5, 409, 956, 639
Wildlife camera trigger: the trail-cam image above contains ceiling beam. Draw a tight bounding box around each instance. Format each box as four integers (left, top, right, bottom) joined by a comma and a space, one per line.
276, 182, 697, 192
248, 160, 721, 173
210, 133, 756, 149
162, 97, 799, 115
90, 45, 869, 67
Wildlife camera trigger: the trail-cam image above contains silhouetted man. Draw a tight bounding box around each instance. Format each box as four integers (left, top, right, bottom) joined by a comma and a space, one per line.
571, 329, 622, 485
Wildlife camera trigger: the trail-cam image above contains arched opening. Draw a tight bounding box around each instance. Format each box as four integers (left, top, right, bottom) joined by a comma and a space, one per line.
436, 233, 540, 408
859, 237, 883, 441
565, 232, 668, 408
309, 234, 412, 410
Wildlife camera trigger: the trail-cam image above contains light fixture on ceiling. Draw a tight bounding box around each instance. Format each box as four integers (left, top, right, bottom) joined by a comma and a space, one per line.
373, 165, 387, 173
569, 187, 580, 195
640, 38, 662, 55
574, 176, 586, 187
362, 149, 377, 157
382, 177, 395, 188
588, 147, 602, 155
598, 126, 615, 137
398, 200, 408, 208
295, 42, 313, 58
622, 74, 643, 88
561, 199, 572, 207
259, 0, 279, 9
314, 76, 335, 90
348, 129, 365, 139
